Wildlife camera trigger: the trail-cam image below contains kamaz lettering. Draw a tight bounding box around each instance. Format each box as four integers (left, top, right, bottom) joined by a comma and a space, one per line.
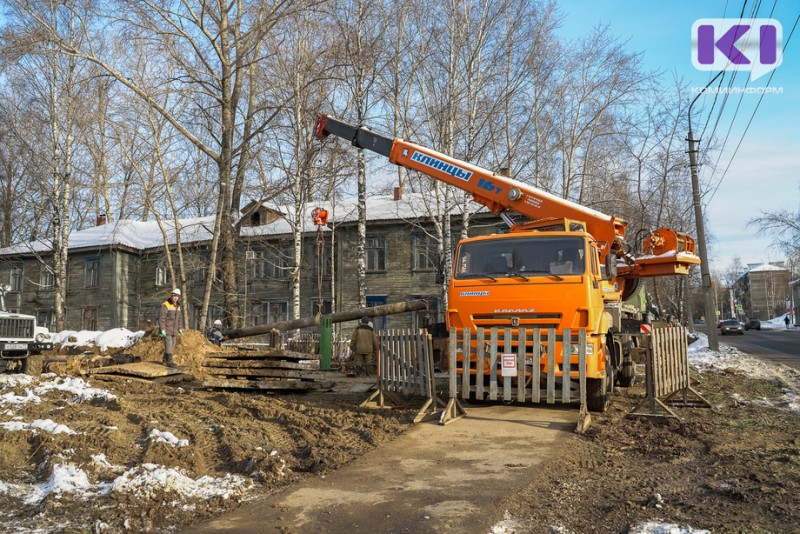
411, 151, 473, 181
460, 291, 489, 296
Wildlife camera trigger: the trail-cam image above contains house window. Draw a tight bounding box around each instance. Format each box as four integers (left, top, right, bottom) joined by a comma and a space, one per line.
413, 234, 438, 271
37, 309, 56, 331
9, 263, 23, 292
249, 246, 291, 280
248, 300, 288, 326
82, 307, 99, 330
366, 236, 386, 272
39, 265, 55, 290
156, 257, 168, 287
193, 305, 225, 329
84, 257, 101, 288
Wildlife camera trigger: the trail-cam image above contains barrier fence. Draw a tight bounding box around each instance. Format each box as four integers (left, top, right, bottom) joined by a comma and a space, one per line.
629, 325, 710, 418
441, 327, 587, 424
361, 328, 445, 423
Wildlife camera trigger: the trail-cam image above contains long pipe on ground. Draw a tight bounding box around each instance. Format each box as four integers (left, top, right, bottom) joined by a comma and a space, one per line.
222, 300, 428, 340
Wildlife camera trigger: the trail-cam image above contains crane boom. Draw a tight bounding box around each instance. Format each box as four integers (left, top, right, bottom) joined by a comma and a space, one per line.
315, 113, 699, 278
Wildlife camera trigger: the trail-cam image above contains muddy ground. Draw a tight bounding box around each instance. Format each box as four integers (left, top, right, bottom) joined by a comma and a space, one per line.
0, 332, 798, 533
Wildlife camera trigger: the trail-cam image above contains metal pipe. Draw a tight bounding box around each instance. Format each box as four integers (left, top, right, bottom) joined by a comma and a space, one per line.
222, 299, 428, 340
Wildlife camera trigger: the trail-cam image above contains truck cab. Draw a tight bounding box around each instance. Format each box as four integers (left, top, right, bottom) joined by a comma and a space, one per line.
0, 285, 53, 374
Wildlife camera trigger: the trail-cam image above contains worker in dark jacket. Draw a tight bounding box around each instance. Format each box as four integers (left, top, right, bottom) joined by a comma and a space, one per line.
206, 319, 226, 346
349, 316, 378, 376
157, 288, 183, 367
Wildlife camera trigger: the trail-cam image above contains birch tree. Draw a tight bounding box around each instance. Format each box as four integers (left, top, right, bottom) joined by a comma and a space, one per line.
6, 0, 300, 326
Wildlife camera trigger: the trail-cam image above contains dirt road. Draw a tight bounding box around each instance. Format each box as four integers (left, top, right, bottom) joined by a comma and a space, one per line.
189, 404, 576, 534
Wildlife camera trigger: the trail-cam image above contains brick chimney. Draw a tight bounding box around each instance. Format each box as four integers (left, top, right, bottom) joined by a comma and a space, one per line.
96, 213, 107, 226
393, 187, 403, 201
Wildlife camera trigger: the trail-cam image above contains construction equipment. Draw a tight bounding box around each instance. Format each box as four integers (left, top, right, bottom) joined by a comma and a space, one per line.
315, 113, 700, 411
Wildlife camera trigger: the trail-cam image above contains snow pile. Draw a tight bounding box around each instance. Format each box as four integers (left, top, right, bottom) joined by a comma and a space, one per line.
13, 462, 250, 506
149, 429, 189, 447
110, 463, 250, 500
0, 418, 77, 435
759, 313, 792, 331
33, 376, 117, 403
688, 332, 800, 415
629, 522, 709, 534
52, 328, 145, 351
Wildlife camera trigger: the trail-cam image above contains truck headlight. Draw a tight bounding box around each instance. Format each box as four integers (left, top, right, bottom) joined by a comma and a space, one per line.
36, 332, 51, 343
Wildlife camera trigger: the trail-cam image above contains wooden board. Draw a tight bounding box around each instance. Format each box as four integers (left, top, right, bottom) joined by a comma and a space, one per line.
201, 367, 333, 380
93, 372, 194, 385
200, 378, 333, 391
205, 350, 319, 362
88, 361, 191, 378
202, 359, 319, 370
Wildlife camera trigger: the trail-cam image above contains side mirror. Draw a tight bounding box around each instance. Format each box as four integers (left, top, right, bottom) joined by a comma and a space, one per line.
605, 254, 618, 280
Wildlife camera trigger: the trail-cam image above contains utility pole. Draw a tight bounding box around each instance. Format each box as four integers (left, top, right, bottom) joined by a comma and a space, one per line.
687, 128, 719, 351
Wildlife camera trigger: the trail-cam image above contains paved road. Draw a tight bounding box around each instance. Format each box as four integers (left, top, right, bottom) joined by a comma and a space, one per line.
696, 325, 800, 370
187, 403, 577, 534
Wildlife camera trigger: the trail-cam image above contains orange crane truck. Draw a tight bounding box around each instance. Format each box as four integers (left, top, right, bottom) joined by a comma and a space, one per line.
315, 113, 700, 411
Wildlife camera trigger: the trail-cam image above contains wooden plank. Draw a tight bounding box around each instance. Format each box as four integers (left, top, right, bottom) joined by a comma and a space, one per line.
503, 328, 512, 402
532, 329, 541, 403
489, 329, 498, 401
517, 328, 527, 403
88, 361, 190, 378
562, 329, 571, 403
205, 350, 318, 361
201, 378, 332, 391
202, 368, 334, 380
546, 328, 556, 404
202, 359, 319, 370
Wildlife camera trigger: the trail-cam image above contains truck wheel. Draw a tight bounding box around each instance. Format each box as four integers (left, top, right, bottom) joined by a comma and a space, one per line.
23, 354, 43, 376
617, 356, 636, 388
586, 376, 609, 412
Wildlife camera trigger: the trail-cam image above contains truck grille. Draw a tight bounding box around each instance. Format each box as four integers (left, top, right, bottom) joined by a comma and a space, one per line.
472, 313, 561, 329
0, 317, 34, 339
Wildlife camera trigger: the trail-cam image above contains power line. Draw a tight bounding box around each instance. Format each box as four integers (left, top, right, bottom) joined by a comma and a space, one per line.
706, 11, 800, 205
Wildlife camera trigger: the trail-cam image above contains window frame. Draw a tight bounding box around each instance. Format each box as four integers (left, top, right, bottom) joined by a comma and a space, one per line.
9, 262, 23, 292
365, 236, 387, 272
412, 234, 439, 271
84, 257, 102, 288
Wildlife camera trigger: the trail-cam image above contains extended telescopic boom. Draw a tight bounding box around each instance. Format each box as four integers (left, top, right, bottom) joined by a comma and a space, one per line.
315, 113, 699, 279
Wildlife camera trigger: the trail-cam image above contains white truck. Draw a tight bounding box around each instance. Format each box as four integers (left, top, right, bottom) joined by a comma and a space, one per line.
0, 285, 53, 374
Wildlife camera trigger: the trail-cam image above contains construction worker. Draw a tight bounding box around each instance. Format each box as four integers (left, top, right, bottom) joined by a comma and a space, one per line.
349, 316, 378, 377
157, 288, 183, 367
206, 319, 226, 346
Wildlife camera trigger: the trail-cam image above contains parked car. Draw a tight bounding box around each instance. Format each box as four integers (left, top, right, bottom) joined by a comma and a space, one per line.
719, 319, 744, 335
745, 318, 761, 331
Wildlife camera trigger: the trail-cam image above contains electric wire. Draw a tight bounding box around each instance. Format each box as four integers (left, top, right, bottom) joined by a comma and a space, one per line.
706, 11, 800, 205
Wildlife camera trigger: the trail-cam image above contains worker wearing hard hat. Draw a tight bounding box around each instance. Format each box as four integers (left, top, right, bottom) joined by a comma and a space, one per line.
157, 288, 184, 367
206, 319, 226, 346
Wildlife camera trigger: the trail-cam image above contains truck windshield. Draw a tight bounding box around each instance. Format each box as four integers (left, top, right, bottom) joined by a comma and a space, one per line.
454, 236, 586, 279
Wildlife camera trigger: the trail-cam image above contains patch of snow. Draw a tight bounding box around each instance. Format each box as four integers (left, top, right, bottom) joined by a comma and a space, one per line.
33, 376, 116, 402
628, 522, 709, 534
149, 429, 189, 447
110, 463, 250, 500
52, 328, 144, 351
0, 374, 35, 388
0, 418, 76, 435
0, 389, 42, 406
24, 463, 109, 505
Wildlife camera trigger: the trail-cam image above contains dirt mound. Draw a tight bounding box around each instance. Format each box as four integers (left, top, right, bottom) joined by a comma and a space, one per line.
122, 329, 237, 377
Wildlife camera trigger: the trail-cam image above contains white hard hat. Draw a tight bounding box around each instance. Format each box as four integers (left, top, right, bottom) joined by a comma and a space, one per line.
171, 288, 181, 296
214, 319, 222, 326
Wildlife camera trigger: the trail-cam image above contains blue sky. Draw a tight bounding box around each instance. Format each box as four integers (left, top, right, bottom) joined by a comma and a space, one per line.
556, 0, 800, 273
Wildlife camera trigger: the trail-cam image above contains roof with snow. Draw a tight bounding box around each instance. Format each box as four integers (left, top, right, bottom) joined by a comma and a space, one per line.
748, 263, 789, 273
0, 192, 485, 257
